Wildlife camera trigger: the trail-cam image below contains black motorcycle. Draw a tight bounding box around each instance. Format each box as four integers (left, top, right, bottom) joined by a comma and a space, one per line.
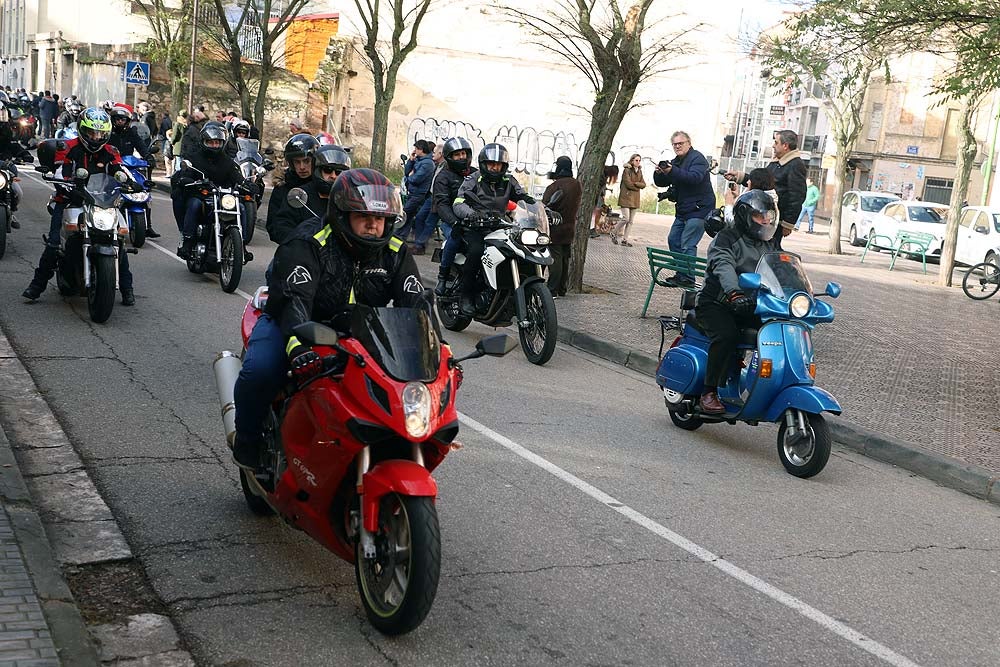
0, 159, 28, 259
180, 160, 251, 293
233, 138, 274, 245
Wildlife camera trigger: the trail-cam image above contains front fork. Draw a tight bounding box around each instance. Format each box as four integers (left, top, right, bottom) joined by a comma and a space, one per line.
513, 263, 545, 328
354, 443, 427, 560
784, 409, 810, 445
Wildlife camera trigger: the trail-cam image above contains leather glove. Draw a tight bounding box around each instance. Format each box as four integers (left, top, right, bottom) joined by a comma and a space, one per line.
727, 291, 754, 317
289, 349, 322, 383
522, 195, 536, 205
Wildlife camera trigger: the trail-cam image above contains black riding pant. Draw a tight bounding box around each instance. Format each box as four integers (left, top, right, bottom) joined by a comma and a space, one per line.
461, 229, 486, 296
695, 300, 757, 389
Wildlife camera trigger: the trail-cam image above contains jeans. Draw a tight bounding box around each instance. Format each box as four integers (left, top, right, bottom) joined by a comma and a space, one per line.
172, 197, 203, 238
413, 197, 438, 247
440, 225, 461, 271
667, 215, 707, 279
795, 205, 816, 232
234, 314, 287, 439
399, 193, 428, 240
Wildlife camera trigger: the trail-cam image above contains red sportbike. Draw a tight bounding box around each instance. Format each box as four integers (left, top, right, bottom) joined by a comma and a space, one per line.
214, 288, 509, 634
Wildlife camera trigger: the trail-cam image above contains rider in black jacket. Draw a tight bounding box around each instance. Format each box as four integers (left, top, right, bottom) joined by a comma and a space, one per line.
170, 121, 243, 258
432, 137, 477, 295
268, 143, 351, 243
0, 120, 32, 223
231, 168, 424, 468
107, 105, 153, 162
265, 133, 319, 243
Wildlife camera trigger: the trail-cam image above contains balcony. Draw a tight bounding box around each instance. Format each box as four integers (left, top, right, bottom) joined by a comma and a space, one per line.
801, 134, 826, 154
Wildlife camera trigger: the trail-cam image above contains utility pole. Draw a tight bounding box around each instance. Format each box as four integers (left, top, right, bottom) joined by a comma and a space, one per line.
186, 0, 200, 117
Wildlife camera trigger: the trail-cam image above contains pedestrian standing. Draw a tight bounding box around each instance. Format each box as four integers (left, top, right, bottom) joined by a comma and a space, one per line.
612, 154, 645, 247
399, 139, 434, 241
38, 91, 57, 139
543, 156, 582, 297
655, 131, 716, 286
410, 142, 445, 254
170, 110, 187, 172
795, 177, 820, 233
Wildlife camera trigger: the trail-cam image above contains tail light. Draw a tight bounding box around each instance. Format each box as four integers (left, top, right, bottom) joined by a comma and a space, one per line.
809, 363, 817, 379
759, 359, 773, 378
669, 336, 682, 349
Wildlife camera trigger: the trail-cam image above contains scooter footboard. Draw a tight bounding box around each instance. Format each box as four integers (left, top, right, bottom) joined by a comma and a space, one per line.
362, 460, 438, 533
764, 385, 842, 422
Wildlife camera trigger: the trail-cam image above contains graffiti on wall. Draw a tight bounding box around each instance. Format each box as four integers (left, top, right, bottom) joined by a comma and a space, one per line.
406, 117, 487, 156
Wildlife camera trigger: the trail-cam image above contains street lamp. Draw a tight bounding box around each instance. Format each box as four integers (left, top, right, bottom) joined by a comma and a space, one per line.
187, 0, 200, 117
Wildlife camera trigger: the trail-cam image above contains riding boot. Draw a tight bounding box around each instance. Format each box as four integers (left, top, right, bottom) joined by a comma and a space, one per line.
145, 222, 160, 239
121, 289, 135, 306
459, 293, 475, 317
434, 267, 450, 297
232, 433, 262, 469
9, 215, 19, 229
22, 247, 59, 300
177, 236, 194, 259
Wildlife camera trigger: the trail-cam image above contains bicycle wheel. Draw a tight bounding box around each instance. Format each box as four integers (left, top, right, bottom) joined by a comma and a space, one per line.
961, 262, 1000, 300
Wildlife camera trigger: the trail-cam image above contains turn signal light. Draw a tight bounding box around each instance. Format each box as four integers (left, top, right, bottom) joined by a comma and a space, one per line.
759, 359, 773, 378
809, 363, 816, 379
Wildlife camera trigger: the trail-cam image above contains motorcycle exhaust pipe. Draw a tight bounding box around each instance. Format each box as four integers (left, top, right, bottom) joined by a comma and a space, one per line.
213, 351, 242, 447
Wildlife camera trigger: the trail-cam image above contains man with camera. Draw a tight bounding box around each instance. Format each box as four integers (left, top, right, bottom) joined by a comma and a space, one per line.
653, 131, 716, 287
725, 129, 807, 241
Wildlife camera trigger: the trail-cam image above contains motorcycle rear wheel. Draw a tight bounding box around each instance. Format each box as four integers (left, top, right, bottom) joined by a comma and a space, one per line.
438, 298, 472, 332
776, 412, 831, 478
0, 206, 7, 260
219, 227, 243, 293
355, 493, 440, 636
87, 254, 116, 324
238, 469, 273, 516
129, 211, 146, 248
518, 281, 557, 365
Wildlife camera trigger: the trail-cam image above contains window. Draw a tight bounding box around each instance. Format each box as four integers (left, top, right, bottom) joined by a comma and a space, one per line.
992, 214, 1000, 234
862, 196, 897, 213
884, 204, 903, 220
923, 178, 954, 205
908, 206, 945, 223
842, 193, 856, 208
959, 209, 979, 229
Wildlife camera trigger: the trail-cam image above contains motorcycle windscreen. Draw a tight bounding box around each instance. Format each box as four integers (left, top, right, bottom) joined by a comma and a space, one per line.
511, 201, 550, 235
235, 138, 263, 165
350, 306, 442, 383
755, 252, 813, 300
83, 174, 122, 208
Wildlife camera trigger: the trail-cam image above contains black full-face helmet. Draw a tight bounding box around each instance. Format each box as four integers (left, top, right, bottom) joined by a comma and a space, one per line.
109, 105, 131, 133
200, 121, 228, 155
443, 137, 474, 173
733, 189, 778, 242
327, 168, 403, 260
312, 144, 352, 195
478, 143, 510, 184
284, 133, 319, 162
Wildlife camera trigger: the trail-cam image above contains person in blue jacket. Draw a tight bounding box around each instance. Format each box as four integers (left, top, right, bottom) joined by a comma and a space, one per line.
399, 139, 435, 240
653, 131, 716, 287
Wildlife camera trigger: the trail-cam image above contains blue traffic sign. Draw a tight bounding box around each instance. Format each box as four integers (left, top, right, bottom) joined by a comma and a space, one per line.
125, 60, 150, 86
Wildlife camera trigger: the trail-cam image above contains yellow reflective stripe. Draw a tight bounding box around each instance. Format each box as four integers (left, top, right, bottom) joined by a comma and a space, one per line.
388, 236, 402, 252
286, 336, 302, 356
313, 226, 332, 246
453, 198, 464, 204
349, 287, 356, 305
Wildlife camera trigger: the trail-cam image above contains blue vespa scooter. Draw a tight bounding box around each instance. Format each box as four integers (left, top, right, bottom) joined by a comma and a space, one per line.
656, 252, 842, 478
121, 155, 154, 248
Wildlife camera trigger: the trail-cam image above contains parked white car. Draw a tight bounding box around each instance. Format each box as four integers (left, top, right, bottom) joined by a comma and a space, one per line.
955, 206, 1000, 267
869, 201, 950, 256
842, 191, 900, 246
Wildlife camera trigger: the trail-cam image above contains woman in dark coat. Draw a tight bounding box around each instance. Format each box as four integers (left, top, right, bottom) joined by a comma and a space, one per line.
542, 156, 583, 297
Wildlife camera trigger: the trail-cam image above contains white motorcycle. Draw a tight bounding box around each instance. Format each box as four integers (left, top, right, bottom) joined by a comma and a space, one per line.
434, 200, 560, 365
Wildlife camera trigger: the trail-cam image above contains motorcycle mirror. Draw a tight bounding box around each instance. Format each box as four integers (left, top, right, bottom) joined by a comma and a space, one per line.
181, 159, 193, 169
477, 334, 514, 357
738, 272, 762, 291
33, 165, 48, 173
114, 171, 129, 183
287, 188, 309, 209
821, 282, 841, 299
394, 212, 407, 231
264, 147, 275, 156
74, 167, 89, 180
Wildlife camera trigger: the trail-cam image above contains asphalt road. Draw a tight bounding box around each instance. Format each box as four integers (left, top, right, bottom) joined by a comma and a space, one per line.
0, 172, 998, 666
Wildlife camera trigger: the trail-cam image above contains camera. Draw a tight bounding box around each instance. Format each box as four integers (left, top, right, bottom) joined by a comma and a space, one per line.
657, 160, 670, 169
656, 185, 678, 203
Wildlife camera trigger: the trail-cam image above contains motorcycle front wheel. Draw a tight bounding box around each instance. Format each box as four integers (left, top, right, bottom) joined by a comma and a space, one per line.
243, 203, 256, 245
128, 211, 146, 248
518, 281, 557, 365
87, 254, 117, 324
219, 227, 243, 293
776, 412, 831, 478
355, 493, 440, 636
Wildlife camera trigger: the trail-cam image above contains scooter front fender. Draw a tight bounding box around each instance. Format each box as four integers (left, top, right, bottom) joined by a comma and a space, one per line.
362, 459, 437, 533
764, 385, 842, 422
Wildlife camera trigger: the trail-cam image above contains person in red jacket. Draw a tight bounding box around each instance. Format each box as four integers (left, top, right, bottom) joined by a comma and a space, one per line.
22, 108, 136, 305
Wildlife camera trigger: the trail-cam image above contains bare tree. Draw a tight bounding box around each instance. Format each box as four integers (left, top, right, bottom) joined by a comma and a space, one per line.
202, 0, 257, 120
134, 0, 193, 116
351, 0, 436, 171
501, 1, 696, 292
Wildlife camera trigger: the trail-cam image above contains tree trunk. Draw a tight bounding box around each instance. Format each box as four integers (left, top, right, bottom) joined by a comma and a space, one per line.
169, 64, 186, 117
827, 148, 848, 254
568, 93, 628, 293
938, 98, 979, 286
369, 84, 394, 171
254, 66, 271, 133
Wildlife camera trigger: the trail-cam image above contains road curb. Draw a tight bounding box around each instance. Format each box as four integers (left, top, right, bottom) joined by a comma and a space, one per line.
0, 425, 101, 666
556, 322, 1000, 506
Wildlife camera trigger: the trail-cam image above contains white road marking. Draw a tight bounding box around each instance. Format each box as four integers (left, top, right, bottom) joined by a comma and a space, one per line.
457, 412, 922, 667
145, 239, 253, 301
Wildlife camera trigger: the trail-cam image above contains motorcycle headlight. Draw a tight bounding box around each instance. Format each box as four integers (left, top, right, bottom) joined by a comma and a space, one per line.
520, 230, 540, 245
535, 234, 550, 245
790, 293, 812, 318
0, 172, 7, 189
91, 209, 119, 232
401, 382, 431, 439
123, 191, 150, 203
220, 194, 238, 210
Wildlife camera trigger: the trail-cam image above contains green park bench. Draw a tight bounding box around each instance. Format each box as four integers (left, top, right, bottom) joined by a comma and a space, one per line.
642, 247, 707, 318
860, 230, 936, 274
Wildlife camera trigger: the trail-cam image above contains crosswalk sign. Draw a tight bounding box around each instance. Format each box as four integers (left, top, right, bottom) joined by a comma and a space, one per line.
125, 60, 150, 86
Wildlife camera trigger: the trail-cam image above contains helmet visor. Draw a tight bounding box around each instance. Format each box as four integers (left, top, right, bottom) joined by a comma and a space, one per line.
351, 183, 403, 217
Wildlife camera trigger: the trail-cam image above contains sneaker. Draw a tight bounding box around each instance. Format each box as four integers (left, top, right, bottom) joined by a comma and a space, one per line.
621, 240, 633, 247
9, 216, 19, 230
610, 234, 619, 245
673, 275, 696, 288
121, 289, 135, 306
